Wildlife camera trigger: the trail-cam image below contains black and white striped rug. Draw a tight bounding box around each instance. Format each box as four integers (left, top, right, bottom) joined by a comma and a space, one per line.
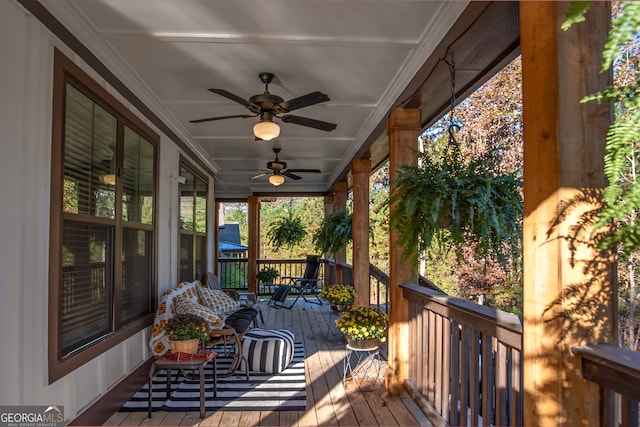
121, 342, 306, 412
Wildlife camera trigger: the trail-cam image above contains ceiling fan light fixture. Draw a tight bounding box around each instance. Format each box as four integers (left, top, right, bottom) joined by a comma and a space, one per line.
269, 174, 285, 187
253, 119, 280, 141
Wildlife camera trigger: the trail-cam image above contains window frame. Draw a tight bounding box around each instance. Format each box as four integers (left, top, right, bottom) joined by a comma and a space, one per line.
177, 158, 209, 284
49, 49, 158, 383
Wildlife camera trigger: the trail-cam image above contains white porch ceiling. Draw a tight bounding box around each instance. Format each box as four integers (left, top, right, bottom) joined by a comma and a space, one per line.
34, 0, 520, 199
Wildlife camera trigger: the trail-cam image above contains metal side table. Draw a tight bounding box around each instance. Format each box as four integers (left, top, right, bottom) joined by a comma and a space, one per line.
342, 342, 383, 391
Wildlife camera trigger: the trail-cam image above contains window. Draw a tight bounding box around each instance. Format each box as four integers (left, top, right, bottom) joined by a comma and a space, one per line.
49, 50, 157, 382
178, 162, 208, 283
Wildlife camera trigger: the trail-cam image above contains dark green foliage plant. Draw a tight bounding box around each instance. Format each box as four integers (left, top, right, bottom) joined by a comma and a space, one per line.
266, 215, 307, 250
312, 209, 353, 256
256, 267, 279, 283
390, 149, 522, 268
564, 1, 640, 252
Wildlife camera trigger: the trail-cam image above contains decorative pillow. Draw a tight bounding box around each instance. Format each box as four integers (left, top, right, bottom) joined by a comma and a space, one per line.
149, 280, 200, 356
174, 295, 224, 331
197, 283, 240, 316
242, 328, 295, 374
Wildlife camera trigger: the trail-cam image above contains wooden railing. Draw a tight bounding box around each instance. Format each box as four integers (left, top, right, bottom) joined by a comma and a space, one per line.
218, 258, 325, 295
572, 344, 640, 427
401, 284, 524, 427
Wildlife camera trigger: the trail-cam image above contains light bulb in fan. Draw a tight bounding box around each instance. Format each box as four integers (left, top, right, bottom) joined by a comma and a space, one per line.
253, 119, 280, 141
269, 174, 285, 187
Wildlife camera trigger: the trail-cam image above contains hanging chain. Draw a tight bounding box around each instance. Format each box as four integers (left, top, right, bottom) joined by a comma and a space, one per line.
443, 58, 460, 159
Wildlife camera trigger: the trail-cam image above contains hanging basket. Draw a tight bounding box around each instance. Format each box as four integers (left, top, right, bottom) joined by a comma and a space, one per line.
346, 337, 381, 350
169, 339, 199, 354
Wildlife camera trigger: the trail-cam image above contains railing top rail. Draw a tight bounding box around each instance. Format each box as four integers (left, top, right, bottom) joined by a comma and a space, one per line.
402, 283, 523, 349
572, 343, 640, 401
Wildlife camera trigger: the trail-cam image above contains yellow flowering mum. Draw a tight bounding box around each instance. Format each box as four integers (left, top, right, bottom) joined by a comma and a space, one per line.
335, 305, 389, 341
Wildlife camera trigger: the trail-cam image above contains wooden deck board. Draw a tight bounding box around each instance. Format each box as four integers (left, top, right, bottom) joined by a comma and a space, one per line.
107, 297, 426, 427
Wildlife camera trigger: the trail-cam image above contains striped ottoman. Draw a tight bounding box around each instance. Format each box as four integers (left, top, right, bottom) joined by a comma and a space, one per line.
242, 328, 295, 373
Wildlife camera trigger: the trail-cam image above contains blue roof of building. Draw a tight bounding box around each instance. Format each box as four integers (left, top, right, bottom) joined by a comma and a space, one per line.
219, 241, 248, 252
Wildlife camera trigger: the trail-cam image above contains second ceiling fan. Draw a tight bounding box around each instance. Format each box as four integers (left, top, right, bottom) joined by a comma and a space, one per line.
251, 146, 321, 187
190, 72, 337, 140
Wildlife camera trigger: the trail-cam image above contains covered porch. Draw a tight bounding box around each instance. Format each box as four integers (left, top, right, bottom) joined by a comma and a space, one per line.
2, 1, 640, 426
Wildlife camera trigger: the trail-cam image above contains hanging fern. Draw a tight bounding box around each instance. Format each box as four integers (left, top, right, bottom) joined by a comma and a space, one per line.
266, 216, 307, 250
312, 210, 353, 256
390, 150, 522, 268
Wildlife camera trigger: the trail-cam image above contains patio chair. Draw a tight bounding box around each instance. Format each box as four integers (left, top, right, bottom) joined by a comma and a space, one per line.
269, 255, 323, 309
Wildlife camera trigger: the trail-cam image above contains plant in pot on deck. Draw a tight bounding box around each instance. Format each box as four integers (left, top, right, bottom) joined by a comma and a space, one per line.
335, 305, 389, 350
256, 267, 280, 285
318, 284, 356, 312
165, 313, 209, 354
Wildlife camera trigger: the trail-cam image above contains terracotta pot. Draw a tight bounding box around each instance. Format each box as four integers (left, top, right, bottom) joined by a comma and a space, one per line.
169, 338, 199, 354
345, 337, 381, 350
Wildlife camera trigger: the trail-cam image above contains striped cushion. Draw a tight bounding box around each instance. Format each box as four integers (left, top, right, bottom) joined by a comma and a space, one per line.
242, 329, 295, 373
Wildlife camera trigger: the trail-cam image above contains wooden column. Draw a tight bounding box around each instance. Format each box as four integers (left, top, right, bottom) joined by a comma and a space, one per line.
387, 108, 420, 395
323, 195, 335, 284
521, 3, 614, 426
247, 196, 260, 294
352, 159, 371, 306
214, 201, 221, 275
333, 181, 348, 284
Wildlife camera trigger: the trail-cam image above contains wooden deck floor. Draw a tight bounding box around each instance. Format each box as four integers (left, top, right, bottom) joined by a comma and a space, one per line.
104, 297, 432, 427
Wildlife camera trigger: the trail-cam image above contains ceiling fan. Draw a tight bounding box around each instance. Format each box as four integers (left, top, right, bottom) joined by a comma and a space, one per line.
190, 72, 337, 140
250, 146, 321, 187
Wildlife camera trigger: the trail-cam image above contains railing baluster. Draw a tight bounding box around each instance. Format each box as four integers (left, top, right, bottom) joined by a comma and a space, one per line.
401, 285, 524, 427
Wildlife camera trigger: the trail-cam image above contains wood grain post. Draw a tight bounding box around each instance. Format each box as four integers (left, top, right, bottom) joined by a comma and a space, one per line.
214, 200, 221, 275
387, 108, 420, 395
520, 2, 614, 426
323, 195, 335, 284
352, 158, 371, 306
247, 196, 260, 294
333, 181, 348, 284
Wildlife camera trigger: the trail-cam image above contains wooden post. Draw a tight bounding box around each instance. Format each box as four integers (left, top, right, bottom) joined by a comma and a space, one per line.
387, 108, 420, 395
247, 196, 260, 294
323, 195, 335, 284
520, 2, 614, 426
352, 159, 371, 306
333, 181, 348, 284
214, 201, 221, 275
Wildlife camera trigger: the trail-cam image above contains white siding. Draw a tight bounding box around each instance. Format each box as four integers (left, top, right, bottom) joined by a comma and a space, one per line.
0, 0, 212, 421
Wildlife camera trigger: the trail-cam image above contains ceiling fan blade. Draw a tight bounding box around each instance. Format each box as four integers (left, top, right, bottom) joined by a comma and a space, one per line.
250, 172, 268, 180
282, 171, 302, 180
281, 115, 337, 132
190, 114, 255, 124
277, 91, 330, 112
208, 89, 260, 114
286, 168, 321, 173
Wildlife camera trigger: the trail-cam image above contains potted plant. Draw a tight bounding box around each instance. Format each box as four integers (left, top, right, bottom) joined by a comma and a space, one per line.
335, 305, 389, 350
267, 215, 307, 250
256, 267, 280, 284
165, 313, 209, 354
318, 284, 356, 312
390, 150, 522, 268
312, 209, 353, 256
